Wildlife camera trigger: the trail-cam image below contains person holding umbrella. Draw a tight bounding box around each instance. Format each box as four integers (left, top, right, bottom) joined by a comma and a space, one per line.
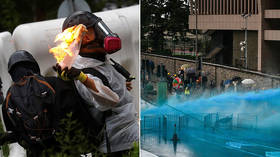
173, 75, 183, 96
241, 79, 256, 91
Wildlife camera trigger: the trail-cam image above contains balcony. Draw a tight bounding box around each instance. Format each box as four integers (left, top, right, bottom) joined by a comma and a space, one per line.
264, 30, 280, 41
264, 10, 280, 19
189, 15, 259, 30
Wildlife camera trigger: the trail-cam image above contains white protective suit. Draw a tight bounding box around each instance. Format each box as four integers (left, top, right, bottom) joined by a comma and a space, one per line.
72, 55, 139, 153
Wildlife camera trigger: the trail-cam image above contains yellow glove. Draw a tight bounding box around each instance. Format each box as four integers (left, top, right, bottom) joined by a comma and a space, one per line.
53, 64, 88, 82
76, 72, 88, 82
64, 67, 88, 83
60, 70, 71, 81
53, 64, 70, 81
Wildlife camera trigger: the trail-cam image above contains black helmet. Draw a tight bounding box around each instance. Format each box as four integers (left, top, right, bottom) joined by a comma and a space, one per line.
62, 11, 122, 54
62, 11, 99, 31
8, 50, 40, 74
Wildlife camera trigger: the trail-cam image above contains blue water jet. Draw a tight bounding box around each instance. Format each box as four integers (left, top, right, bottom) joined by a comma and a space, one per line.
142, 88, 280, 129
141, 88, 280, 157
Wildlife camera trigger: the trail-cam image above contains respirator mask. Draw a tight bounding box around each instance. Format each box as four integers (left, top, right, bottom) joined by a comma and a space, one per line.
62, 11, 122, 54
93, 18, 121, 54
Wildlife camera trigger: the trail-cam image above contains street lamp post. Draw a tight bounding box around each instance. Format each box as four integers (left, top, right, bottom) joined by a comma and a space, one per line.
173, 35, 176, 55
194, 0, 202, 83
195, 0, 198, 60
241, 13, 251, 69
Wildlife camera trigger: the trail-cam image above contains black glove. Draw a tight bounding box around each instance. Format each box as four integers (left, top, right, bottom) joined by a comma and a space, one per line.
53, 64, 69, 81
66, 67, 88, 82
65, 67, 82, 80
53, 64, 87, 82
52, 63, 63, 74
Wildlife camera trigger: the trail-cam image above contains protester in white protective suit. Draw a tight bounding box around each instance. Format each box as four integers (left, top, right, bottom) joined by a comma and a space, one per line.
54, 11, 139, 156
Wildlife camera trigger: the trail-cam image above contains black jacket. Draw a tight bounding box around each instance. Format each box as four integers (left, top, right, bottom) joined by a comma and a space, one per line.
1, 76, 82, 157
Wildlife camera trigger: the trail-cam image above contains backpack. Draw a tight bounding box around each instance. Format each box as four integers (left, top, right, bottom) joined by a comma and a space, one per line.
4, 75, 56, 147
73, 68, 112, 152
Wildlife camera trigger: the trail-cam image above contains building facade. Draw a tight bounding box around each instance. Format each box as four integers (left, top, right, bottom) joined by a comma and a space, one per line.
189, 0, 280, 74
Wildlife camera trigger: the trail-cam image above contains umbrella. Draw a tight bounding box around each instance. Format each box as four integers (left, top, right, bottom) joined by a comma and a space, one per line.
181, 64, 189, 70
241, 79, 255, 85
172, 77, 182, 89
186, 67, 195, 74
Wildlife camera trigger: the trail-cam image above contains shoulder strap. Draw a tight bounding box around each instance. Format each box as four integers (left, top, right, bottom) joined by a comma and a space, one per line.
78, 68, 112, 153
4, 92, 17, 128
5, 91, 27, 142
82, 68, 112, 89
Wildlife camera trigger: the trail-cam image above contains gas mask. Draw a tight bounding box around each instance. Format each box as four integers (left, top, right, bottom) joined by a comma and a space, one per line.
62, 11, 122, 54
93, 18, 121, 54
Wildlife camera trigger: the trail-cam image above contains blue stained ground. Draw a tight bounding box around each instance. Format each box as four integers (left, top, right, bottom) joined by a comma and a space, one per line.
141, 88, 280, 157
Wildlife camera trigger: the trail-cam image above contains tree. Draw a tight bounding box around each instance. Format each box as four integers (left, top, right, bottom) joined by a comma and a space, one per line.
141, 0, 167, 52
42, 112, 139, 157
0, 0, 138, 33
141, 0, 190, 54
0, 0, 63, 32
165, 0, 189, 43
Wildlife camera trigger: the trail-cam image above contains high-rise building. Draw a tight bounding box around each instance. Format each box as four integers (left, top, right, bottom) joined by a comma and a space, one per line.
189, 0, 280, 74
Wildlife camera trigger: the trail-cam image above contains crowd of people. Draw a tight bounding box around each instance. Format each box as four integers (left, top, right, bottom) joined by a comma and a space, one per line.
141, 59, 257, 99
166, 67, 210, 98
141, 59, 212, 98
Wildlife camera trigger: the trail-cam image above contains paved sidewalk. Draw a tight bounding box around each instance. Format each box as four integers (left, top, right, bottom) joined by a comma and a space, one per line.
141, 149, 158, 157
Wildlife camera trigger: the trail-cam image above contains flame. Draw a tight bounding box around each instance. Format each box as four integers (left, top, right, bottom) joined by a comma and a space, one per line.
49, 24, 87, 63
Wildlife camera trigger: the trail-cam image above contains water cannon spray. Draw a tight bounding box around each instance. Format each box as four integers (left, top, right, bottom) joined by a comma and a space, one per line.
110, 58, 135, 82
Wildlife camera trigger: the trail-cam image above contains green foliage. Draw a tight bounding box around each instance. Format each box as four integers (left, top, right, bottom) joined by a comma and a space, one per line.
141, 0, 189, 52
122, 142, 139, 157
153, 49, 172, 56
141, 0, 166, 52
165, 0, 189, 37
43, 112, 105, 157
2, 144, 9, 157
0, 0, 64, 32
43, 112, 139, 157
0, 112, 139, 157
0, 120, 9, 157
0, 0, 20, 32
0, 0, 138, 32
